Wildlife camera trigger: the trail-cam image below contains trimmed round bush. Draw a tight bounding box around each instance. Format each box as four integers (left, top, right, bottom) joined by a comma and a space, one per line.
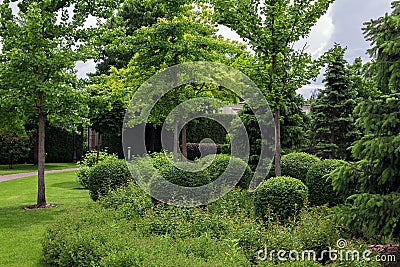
306, 159, 345, 206
281, 152, 320, 183
201, 154, 253, 189
150, 162, 211, 204
77, 150, 116, 188
254, 176, 308, 221
159, 162, 211, 187
87, 157, 131, 201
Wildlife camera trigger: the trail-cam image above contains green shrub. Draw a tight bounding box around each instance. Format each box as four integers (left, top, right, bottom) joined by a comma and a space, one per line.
207, 187, 254, 217
201, 154, 253, 189
148, 151, 171, 169
87, 157, 131, 201
254, 176, 308, 221
42, 206, 250, 266
281, 152, 320, 182
305, 159, 344, 206
77, 150, 116, 188
334, 193, 400, 240
98, 182, 153, 219
159, 162, 210, 187
148, 162, 210, 204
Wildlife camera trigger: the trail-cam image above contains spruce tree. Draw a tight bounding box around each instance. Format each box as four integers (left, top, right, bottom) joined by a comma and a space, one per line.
310, 46, 358, 160
329, 2, 400, 239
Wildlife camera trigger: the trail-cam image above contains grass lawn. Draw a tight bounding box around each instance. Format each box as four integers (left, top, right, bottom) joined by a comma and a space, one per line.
0, 171, 91, 267
0, 163, 77, 176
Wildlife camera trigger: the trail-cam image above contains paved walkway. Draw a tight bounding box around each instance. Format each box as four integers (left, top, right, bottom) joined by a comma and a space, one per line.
0, 168, 79, 183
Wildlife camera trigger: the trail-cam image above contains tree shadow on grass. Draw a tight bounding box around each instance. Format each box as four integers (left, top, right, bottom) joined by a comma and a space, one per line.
50, 181, 86, 190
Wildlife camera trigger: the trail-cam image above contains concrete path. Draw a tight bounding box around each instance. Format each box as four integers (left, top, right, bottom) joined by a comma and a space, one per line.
0, 168, 79, 183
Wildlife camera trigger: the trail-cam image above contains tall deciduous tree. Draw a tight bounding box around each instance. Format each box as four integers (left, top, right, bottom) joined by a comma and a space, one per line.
124, 0, 245, 161
0, 0, 111, 207
212, 0, 334, 176
310, 46, 358, 160
94, 0, 166, 74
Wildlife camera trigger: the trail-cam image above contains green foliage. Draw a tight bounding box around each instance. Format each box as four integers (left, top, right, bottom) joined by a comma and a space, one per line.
329, 93, 400, 239
213, 0, 334, 175
310, 45, 359, 160
77, 150, 116, 188
186, 117, 228, 145
44, 125, 84, 163
0, 129, 31, 168
363, 1, 400, 94
201, 154, 253, 189
158, 162, 210, 188
254, 176, 308, 221
87, 157, 131, 201
94, 0, 165, 75
42, 206, 250, 266
305, 159, 344, 206
99, 182, 153, 219
334, 193, 400, 240
43, 200, 357, 266
281, 152, 320, 183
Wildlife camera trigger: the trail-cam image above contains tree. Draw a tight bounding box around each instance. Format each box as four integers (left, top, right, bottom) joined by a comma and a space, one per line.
0, 0, 110, 207
122, 0, 245, 161
363, 0, 400, 94
330, 94, 400, 238
212, 0, 334, 176
94, 0, 166, 74
328, 3, 400, 239
310, 46, 358, 160
0, 129, 31, 169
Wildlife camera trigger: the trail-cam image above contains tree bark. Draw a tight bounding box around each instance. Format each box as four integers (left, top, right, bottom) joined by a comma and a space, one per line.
37, 91, 46, 207
33, 133, 38, 166
274, 108, 282, 177
181, 124, 187, 160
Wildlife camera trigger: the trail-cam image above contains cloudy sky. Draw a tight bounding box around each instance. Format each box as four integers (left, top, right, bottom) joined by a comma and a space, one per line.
296, 0, 393, 98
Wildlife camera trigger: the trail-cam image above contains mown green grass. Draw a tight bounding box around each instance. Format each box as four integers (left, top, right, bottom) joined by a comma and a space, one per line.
0, 171, 91, 267
0, 163, 77, 176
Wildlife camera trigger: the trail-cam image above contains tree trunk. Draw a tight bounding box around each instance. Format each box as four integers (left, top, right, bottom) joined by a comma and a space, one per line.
274, 108, 282, 177
37, 91, 46, 207
33, 133, 38, 166
181, 124, 187, 160
72, 131, 77, 163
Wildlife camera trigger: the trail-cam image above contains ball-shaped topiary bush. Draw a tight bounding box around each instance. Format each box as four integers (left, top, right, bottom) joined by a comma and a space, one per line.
281, 152, 320, 183
254, 176, 308, 221
305, 159, 344, 206
201, 154, 253, 189
77, 150, 116, 188
87, 157, 131, 201
149, 162, 211, 204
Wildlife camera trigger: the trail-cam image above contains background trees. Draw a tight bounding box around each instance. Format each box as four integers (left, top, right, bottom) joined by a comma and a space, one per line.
363, 0, 400, 94
329, 2, 400, 239
310, 46, 358, 160
212, 0, 334, 176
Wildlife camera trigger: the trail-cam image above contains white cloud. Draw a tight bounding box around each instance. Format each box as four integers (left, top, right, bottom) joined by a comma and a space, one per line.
295, 5, 335, 58
75, 60, 96, 79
